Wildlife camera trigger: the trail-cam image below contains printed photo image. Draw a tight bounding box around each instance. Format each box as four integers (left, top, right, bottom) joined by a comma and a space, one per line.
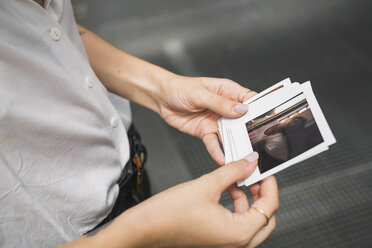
246, 96, 324, 174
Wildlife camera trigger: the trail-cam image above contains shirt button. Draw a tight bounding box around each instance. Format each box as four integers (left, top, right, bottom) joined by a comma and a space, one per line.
110, 116, 119, 128
49, 27, 61, 41
85, 76, 94, 88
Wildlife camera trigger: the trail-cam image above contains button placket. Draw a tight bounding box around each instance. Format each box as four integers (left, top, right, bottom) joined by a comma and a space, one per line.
49, 27, 61, 41
110, 116, 119, 128
85, 76, 94, 88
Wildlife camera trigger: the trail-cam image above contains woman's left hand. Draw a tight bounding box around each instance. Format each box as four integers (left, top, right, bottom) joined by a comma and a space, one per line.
79, 27, 256, 164
158, 75, 256, 165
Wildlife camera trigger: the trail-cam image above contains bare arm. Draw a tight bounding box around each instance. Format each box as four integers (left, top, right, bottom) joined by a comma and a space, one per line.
59, 154, 279, 248
77, 24, 173, 114
59, 26, 280, 247
77, 24, 255, 165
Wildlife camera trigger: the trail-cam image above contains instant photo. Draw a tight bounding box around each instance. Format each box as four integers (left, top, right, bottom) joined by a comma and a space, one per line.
245, 96, 323, 173
219, 78, 336, 186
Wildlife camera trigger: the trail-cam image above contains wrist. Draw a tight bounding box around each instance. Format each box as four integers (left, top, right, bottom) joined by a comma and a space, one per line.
80, 27, 178, 115
94, 205, 165, 248
113, 56, 179, 115
139, 65, 178, 115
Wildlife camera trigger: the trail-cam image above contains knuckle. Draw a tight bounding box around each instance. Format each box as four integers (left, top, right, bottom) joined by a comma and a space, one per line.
221, 78, 235, 84
230, 159, 248, 167
227, 162, 245, 175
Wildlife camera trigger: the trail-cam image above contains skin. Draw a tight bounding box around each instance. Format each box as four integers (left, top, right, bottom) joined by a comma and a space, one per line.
33, 0, 44, 7
60, 156, 279, 248
33, 1, 280, 246
77, 25, 257, 166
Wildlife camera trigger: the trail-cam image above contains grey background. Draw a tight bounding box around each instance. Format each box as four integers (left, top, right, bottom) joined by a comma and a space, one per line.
72, 0, 372, 247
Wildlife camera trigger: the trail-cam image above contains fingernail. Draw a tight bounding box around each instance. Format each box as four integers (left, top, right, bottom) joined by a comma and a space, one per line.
234, 104, 249, 114
244, 152, 259, 163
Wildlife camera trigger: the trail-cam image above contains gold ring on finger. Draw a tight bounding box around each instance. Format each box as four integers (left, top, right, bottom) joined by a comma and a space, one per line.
251, 206, 270, 226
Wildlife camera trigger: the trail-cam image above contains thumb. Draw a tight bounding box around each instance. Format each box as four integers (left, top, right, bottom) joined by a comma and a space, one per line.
209, 152, 259, 193
198, 91, 249, 118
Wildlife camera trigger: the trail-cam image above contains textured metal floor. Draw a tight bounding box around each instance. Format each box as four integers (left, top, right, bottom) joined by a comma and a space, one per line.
74, 0, 372, 247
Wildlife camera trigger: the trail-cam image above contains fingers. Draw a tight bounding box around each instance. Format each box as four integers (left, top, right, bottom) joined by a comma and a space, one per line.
240, 90, 257, 103
206, 78, 256, 103
208, 152, 259, 194
198, 91, 249, 118
230, 176, 278, 245
249, 183, 260, 202
247, 215, 277, 248
194, 77, 258, 118
202, 133, 225, 165
251, 176, 279, 217
245, 176, 279, 228
228, 185, 249, 213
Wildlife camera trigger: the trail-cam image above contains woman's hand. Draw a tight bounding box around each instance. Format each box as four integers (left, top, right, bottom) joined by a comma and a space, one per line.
78, 26, 256, 165
127, 153, 278, 247
64, 152, 279, 248
77, 26, 278, 248
157, 75, 256, 165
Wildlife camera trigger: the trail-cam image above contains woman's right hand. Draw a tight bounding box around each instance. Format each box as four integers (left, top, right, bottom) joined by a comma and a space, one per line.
60, 152, 279, 248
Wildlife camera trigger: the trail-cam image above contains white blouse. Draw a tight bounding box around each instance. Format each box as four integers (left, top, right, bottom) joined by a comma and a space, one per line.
0, 0, 131, 247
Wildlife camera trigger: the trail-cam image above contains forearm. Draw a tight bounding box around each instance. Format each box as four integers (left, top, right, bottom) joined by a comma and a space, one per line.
77, 25, 176, 114
58, 207, 152, 248
58, 155, 277, 248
